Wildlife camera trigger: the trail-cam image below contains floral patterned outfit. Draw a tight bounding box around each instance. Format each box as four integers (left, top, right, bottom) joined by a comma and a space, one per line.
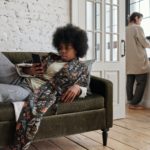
10, 53, 89, 150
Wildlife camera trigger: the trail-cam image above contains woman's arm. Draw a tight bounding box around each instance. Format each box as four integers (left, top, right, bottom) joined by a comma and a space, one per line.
61, 85, 87, 102
61, 84, 81, 102
61, 64, 89, 102
136, 26, 150, 48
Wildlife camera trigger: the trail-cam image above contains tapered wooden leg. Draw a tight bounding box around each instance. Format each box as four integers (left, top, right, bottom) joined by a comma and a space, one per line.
102, 129, 109, 146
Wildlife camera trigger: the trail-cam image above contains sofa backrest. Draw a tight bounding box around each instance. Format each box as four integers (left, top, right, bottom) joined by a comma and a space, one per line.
2, 52, 48, 64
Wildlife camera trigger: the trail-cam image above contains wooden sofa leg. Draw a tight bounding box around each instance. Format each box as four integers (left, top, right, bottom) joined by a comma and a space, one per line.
102, 129, 109, 146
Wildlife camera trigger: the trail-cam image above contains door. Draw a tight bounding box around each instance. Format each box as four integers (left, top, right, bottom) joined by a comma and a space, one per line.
71, 0, 126, 119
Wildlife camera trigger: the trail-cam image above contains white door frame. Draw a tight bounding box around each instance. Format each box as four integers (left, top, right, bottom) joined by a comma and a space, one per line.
71, 0, 126, 119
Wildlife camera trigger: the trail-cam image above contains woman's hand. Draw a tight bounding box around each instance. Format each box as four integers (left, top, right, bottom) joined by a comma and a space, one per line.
61, 84, 81, 103
23, 63, 46, 77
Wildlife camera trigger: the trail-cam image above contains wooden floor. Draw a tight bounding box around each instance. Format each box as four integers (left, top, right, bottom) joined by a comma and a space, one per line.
29, 108, 150, 150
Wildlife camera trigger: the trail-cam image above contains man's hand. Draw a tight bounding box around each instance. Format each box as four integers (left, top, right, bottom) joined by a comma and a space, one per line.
61, 84, 81, 103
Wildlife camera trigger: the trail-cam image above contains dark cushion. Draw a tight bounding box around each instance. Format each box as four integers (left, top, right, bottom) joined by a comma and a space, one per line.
49, 94, 104, 115
2, 52, 47, 64
0, 94, 104, 121
2, 52, 32, 64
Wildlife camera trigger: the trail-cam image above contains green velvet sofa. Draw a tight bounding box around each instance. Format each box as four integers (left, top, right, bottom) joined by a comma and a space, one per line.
0, 52, 113, 148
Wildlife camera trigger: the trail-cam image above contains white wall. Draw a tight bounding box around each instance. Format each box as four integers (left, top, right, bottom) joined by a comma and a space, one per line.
0, 0, 70, 52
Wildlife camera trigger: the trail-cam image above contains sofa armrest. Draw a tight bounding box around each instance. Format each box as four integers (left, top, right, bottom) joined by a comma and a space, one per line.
89, 76, 113, 128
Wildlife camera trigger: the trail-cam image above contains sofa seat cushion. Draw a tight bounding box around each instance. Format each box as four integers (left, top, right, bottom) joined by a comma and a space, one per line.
0, 102, 15, 121
46, 94, 104, 116
0, 94, 104, 121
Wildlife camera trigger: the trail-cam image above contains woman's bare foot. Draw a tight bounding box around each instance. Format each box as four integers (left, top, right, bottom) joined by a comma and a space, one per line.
128, 104, 145, 110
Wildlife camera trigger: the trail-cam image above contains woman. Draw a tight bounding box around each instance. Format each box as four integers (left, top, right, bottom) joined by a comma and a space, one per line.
126, 12, 150, 109
7, 24, 89, 150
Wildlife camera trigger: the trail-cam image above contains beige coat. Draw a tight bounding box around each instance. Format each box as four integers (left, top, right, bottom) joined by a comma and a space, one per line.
126, 24, 150, 74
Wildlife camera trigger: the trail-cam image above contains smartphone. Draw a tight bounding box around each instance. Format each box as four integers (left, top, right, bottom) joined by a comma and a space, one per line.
32, 54, 41, 64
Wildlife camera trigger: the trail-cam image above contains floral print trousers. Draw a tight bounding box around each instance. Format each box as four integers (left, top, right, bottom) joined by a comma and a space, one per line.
10, 83, 56, 150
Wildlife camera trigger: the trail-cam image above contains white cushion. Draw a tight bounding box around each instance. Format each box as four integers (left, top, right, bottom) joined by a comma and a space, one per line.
83, 59, 95, 94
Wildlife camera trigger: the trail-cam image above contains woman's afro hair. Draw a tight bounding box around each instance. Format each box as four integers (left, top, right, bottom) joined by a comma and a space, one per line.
52, 24, 88, 58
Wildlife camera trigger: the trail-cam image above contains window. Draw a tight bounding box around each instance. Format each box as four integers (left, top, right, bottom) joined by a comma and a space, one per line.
105, 0, 119, 62
85, 0, 119, 62
86, 0, 102, 61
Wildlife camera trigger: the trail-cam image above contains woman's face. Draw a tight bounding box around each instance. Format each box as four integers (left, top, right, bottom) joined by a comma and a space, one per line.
135, 16, 142, 25
59, 43, 77, 61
